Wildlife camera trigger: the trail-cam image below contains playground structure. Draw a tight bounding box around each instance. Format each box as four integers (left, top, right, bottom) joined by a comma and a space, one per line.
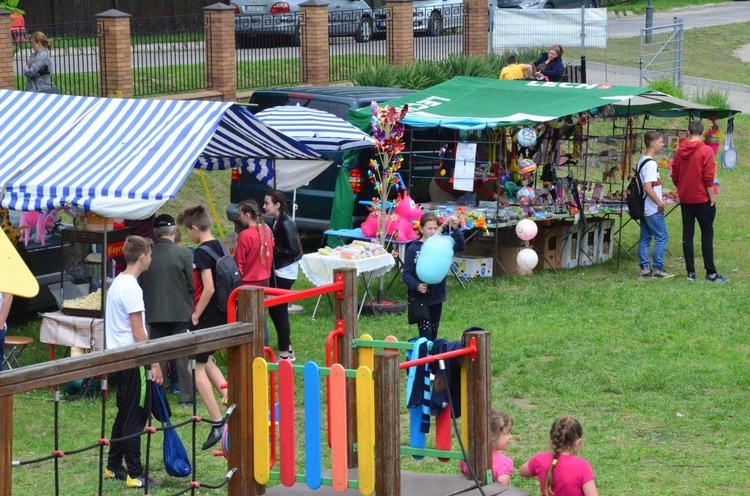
0, 268, 503, 495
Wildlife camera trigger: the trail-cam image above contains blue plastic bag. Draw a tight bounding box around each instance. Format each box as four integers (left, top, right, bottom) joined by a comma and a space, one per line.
151, 383, 192, 477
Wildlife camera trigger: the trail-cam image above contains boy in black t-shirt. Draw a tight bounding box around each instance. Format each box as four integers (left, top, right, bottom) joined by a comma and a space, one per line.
176, 206, 227, 450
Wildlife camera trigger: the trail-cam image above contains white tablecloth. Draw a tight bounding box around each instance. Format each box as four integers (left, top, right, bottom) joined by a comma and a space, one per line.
40, 311, 104, 351
300, 253, 396, 287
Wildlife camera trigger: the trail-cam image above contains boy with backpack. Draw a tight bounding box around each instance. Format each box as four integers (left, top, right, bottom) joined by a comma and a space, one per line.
637, 131, 672, 279
176, 206, 233, 450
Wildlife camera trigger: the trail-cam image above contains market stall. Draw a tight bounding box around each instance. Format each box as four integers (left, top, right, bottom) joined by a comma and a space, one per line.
0, 89, 332, 343
348, 77, 740, 276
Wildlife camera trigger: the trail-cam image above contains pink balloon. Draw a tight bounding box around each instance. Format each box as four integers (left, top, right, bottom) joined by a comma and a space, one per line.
515, 219, 538, 242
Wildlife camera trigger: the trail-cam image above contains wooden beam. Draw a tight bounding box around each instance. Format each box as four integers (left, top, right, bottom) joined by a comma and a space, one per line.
0, 395, 12, 496
333, 268, 359, 467
465, 330, 491, 484
0, 323, 252, 397
228, 287, 266, 495
374, 351, 400, 496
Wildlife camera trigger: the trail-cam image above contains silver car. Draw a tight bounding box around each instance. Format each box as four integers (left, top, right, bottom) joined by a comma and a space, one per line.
232, 0, 374, 45
373, 0, 465, 37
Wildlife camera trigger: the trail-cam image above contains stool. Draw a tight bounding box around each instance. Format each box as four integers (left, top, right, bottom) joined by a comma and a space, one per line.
3, 335, 34, 370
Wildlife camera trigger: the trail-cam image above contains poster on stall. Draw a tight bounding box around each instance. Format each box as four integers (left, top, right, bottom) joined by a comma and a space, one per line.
454, 142, 477, 192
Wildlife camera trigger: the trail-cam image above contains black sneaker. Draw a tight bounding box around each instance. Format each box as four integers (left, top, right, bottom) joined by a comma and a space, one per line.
652, 271, 675, 279
706, 273, 728, 283
202, 420, 225, 450
104, 467, 127, 481
687, 272, 696, 282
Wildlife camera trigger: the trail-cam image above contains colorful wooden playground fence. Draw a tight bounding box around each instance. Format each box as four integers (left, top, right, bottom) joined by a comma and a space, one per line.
246, 334, 479, 495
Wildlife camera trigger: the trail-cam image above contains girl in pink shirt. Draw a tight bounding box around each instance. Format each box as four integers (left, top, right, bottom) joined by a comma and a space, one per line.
519, 416, 598, 496
460, 410, 514, 485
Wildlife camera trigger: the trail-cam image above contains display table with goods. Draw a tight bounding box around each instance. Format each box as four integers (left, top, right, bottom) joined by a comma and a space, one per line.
300, 241, 396, 318
40, 310, 104, 360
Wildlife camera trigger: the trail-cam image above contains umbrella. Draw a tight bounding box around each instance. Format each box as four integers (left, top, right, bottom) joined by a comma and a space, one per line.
254, 105, 375, 152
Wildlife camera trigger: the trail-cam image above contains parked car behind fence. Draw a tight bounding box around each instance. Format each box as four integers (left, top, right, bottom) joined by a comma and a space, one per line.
232, 0, 374, 46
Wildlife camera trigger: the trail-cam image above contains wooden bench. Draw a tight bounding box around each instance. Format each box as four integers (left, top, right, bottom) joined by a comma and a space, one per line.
2, 335, 34, 370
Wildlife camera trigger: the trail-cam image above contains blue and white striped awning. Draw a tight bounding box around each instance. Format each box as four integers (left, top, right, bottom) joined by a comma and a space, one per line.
0, 90, 332, 219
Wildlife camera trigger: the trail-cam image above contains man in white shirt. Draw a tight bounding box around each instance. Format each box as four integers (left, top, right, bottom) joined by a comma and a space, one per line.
638, 131, 672, 279
104, 235, 163, 489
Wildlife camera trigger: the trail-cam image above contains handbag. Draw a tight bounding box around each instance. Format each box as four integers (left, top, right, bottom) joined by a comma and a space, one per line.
407, 292, 430, 325
151, 382, 192, 477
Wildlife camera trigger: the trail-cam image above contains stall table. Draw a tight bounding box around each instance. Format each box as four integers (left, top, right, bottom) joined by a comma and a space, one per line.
300, 252, 396, 318
40, 311, 104, 360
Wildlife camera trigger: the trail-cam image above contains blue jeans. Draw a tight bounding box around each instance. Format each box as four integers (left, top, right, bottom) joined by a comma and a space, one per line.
639, 212, 669, 271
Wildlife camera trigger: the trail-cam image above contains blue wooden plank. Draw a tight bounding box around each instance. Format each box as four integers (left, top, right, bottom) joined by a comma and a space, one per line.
303, 362, 323, 490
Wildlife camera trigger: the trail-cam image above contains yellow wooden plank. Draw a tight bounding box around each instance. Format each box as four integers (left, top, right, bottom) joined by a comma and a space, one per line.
253, 357, 270, 485
356, 365, 375, 495
359, 334, 374, 371
461, 358, 468, 451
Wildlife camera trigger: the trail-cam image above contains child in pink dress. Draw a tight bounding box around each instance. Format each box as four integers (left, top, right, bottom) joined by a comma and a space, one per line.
519, 416, 598, 496
460, 410, 514, 485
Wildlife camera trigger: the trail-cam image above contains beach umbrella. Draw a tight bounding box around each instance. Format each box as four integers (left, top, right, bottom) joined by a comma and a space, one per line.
255, 105, 375, 152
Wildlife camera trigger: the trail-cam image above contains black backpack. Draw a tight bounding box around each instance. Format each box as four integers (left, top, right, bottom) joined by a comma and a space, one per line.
198, 244, 242, 313
626, 158, 652, 220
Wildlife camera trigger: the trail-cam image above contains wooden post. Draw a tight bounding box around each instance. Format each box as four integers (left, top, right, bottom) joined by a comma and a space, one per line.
333, 268, 359, 466
374, 351, 400, 496
228, 288, 266, 496
0, 395, 12, 496
465, 329, 491, 484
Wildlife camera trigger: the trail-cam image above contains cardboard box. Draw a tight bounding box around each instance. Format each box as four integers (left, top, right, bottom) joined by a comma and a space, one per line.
453, 256, 493, 278
598, 219, 614, 262
578, 223, 599, 267
558, 224, 581, 269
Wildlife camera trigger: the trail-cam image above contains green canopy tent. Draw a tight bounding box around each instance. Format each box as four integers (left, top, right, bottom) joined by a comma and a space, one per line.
347, 76, 654, 131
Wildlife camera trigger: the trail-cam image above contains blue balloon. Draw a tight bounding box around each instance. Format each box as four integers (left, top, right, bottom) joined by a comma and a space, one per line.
416, 234, 455, 284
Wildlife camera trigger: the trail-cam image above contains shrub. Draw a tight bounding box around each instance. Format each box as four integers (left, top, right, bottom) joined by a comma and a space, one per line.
692, 88, 730, 109
648, 78, 685, 99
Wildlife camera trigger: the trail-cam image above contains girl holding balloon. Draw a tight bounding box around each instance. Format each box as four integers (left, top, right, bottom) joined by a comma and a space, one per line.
402, 213, 465, 341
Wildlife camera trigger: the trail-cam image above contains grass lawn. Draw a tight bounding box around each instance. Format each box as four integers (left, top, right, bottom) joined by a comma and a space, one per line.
7, 112, 749, 495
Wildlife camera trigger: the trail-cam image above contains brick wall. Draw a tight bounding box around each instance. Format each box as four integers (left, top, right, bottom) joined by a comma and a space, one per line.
300, 1, 330, 86
97, 10, 133, 97
204, 4, 237, 101
0, 11, 13, 90
387, 0, 414, 67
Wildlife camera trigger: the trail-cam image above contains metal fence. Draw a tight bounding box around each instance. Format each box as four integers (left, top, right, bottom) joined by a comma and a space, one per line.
235, 12, 303, 90
490, 11, 685, 88
13, 21, 100, 96
640, 20, 683, 88
329, 10, 386, 83
413, 2, 464, 61
130, 14, 207, 97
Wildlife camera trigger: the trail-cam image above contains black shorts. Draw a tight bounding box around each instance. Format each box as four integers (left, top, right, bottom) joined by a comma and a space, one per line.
190, 309, 226, 364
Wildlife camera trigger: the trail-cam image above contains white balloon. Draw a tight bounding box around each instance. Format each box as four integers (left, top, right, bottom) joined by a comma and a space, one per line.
517, 248, 539, 274
515, 219, 538, 241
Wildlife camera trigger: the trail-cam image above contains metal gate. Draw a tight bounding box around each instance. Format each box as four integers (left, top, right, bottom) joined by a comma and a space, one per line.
639, 19, 683, 88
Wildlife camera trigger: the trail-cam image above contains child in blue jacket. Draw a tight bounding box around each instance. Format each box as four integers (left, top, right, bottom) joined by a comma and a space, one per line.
402, 213, 465, 341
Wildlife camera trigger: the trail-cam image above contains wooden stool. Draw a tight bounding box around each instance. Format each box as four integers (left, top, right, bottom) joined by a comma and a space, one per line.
3, 335, 34, 370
